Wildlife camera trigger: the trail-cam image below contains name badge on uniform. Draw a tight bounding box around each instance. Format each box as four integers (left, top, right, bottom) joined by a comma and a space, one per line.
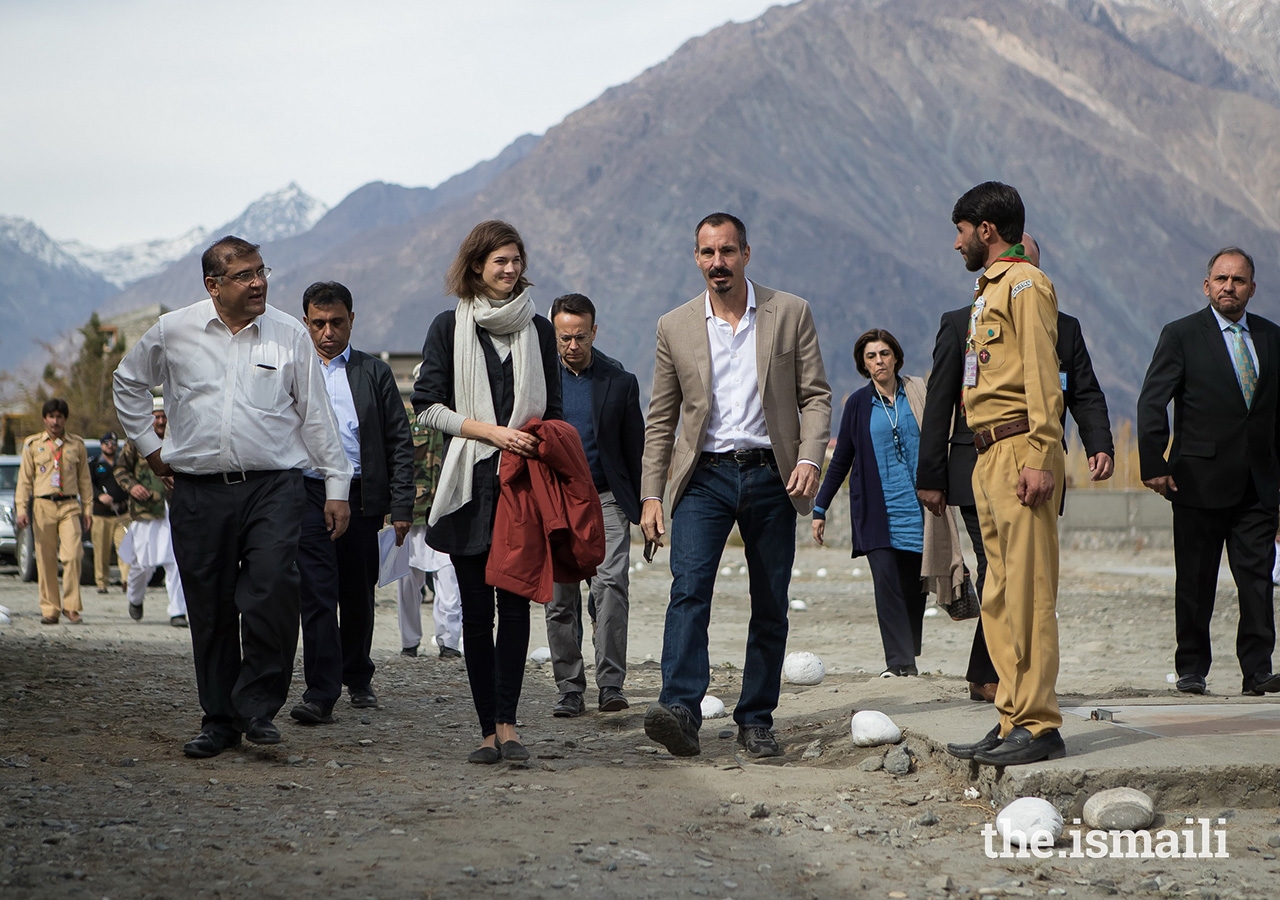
50, 466, 61, 490
1060, 372, 1068, 391
963, 350, 979, 387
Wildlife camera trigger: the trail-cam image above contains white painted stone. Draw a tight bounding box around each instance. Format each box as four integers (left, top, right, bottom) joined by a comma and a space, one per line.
737, 565, 747, 575
529, 646, 552, 664
720, 566, 733, 576
851, 567, 863, 577
701, 695, 727, 718
782, 652, 825, 685
1082, 788, 1155, 831
849, 710, 902, 746
1165, 673, 1177, 684
789, 599, 808, 612
791, 567, 802, 577
816, 567, 828, 578
0, 612, 9, 625
923, 607, 940, 618
634, 561, 645, 571
996, 797, 1063, 850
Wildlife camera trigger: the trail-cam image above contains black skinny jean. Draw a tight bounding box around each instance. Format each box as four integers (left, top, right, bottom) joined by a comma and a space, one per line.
451, 549, 531, 737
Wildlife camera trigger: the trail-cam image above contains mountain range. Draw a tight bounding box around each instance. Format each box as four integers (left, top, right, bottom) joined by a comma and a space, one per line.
7, 0, 1280, 424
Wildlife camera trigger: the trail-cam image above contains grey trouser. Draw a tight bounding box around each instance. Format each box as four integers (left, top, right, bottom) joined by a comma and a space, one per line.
546, 490, 631, 693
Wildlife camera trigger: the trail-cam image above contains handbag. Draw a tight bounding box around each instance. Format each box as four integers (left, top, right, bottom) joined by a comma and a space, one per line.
947, 571, 981, 621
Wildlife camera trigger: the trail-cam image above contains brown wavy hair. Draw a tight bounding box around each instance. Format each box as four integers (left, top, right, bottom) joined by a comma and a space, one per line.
444, 220, 532, 299
853, 328, 904, 379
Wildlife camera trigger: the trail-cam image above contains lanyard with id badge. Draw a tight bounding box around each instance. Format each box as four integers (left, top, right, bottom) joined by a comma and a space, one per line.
964, 296, 986, 388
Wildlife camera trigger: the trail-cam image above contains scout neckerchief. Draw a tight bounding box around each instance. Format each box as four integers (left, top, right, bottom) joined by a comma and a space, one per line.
964, 243, 1031, 388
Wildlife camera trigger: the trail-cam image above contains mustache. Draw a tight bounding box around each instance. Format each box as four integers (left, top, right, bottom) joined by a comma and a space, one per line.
708, 266, 733, 279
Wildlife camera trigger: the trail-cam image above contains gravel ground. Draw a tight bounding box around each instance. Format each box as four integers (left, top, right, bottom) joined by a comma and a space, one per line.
1, 544, 1278, 899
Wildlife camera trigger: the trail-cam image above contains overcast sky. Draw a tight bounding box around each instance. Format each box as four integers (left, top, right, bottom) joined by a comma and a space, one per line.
1, 0, 793, 248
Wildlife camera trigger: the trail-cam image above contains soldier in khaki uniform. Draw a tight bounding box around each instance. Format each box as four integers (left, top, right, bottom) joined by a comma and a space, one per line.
14, 398, 94, 624
942, 183, 1067, 766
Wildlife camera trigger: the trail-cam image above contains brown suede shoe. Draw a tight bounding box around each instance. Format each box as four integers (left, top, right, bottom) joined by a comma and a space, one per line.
968, 682, 997, 702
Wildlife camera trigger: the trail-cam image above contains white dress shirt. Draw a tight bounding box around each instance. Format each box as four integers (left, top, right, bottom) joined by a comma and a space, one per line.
113, 299, 352, 500
1211, 305, 1259, 374
702, 282, 771, 452
305, 345, 362, 478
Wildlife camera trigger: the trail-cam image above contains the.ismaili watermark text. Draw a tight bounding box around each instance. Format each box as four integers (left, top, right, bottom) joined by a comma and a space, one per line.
983, 817, 1229, 859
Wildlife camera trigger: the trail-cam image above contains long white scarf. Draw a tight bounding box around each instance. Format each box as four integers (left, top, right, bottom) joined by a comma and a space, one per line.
429, 289, 546, 525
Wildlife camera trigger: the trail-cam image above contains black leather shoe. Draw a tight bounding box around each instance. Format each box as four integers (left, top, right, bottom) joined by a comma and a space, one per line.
170, 615, 188, 628
1176, 674, 1207, 695
972, 726, 1065, 766
879, 664, 919, 677
350, 689, 378, 709
644, 702, 700, 757
400, 644, 419, 658
438, 645, 462, 659
128, 602, 143, 621
1242, 672, 1280, 696
97, 588, 109, 595
244, 718, 281, 745
499, 740, 530, 761
468, 743, 501, 764
290, 701, 334, 725
553, 692, 585, 718
598, 686, 629, 712
737, 725, 783, 758
183, 730, 241, 759
946, 724, 1003, 760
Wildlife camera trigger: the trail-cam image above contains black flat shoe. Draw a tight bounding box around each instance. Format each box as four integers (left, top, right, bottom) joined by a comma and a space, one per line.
183, 730, 241, 759
598, 686, 629, 712
499, 740, 530, 761
553, 692, 585, 718
1176, 674, 1207, 695
290, 701, 334, 725
946, 724, 1002, 760
244, 717, 281, 745
1243, 672, 1280, 696
468, 744, 501, 765
350, 689, 378, 709
972, 726, 1065, 766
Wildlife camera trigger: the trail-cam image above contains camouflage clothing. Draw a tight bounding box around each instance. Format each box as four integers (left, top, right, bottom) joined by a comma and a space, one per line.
113, 440, 169, 520
410, 416, 444, 527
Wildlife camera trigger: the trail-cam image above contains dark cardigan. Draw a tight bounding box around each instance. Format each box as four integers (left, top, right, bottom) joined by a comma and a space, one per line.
410, 309, 563, 556
813, 383, 893, 558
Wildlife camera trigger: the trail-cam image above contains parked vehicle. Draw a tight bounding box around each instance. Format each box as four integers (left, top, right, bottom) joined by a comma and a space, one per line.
0, 440, 98, 583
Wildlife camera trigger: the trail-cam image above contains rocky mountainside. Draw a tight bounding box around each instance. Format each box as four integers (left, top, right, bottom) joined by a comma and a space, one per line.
100, 0, 1279, 422
0, 217, 116, 373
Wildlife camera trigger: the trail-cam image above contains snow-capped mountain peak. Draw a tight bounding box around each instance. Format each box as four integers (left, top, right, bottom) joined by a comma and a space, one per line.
0, 215, 94, 274
215, 182, 329, 244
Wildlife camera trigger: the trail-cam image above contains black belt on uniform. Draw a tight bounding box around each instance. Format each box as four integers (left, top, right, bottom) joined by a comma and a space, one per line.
972, 418, 1031, 453
175, 469, 285, 485
700, 448, 776, 467
37, 493, 76, 501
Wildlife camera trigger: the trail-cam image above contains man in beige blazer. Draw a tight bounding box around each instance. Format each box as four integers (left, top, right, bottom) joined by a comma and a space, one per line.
640, 212, 831, 758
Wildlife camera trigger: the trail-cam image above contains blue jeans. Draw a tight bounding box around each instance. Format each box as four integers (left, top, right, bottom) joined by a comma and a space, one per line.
659, 456, 797, 729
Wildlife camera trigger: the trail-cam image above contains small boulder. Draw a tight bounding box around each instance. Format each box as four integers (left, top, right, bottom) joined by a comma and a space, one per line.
529, 646, 552, 664
857, 752, 884, 772
783, 652, 825, 685
996, 797, 1063, 850
883, 745, 913, 775
849, 710, 902, 746
701, 695, 728, 719
1082, 787, 1155, 831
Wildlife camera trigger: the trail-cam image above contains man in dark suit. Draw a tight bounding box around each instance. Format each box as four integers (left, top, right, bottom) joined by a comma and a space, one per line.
917, 233, 1114, 702
544, 293, 645, 717
1138, 247, 1280, 697
291, 281, 415, 724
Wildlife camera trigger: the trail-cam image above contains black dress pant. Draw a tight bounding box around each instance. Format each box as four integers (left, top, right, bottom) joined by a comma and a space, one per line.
452, 549, 531, 737
297, 478, 381, 707
865, 547, 928, 669
1173, 480, 1278, 682
959, 504, 999, 684
170, 470, 305, 738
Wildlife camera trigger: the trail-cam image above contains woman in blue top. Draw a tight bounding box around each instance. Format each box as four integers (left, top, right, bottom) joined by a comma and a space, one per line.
812, 328, 935, 677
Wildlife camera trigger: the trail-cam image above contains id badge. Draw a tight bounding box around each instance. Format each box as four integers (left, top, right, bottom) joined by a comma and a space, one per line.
50, 466, 61, 490
963, 351, 979, 387
1059, 372, 1068, 391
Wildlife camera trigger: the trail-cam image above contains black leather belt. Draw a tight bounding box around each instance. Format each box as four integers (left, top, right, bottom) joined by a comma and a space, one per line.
176, 470, 284, 485
973, 418, 1031, 453
37, 493, 76, 501
700, 449, 775, 467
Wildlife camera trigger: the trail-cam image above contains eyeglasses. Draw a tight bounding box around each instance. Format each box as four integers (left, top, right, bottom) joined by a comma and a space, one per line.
557, 333, 591, 346
219, 267, 272, 285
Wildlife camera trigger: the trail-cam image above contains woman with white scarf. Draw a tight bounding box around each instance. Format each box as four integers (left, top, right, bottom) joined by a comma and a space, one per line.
412, 221, 562, 764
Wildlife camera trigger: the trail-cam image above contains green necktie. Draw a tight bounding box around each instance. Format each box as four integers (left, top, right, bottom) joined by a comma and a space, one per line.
1228, 323, 1257, 408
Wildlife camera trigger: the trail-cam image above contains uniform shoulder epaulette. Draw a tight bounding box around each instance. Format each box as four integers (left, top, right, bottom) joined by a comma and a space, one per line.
22, 433, 41, 447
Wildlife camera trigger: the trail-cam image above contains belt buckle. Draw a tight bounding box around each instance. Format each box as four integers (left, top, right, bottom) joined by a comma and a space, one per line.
733, 449, 753, 465
223, 471, 247, 485
973, 431, 991, 452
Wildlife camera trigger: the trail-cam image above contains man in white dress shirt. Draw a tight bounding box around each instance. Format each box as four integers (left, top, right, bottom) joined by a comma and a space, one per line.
639, 213, 831, 758
113, 236, 352, 759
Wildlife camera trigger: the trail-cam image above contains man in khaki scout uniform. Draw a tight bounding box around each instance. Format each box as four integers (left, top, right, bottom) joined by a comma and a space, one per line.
14, 398, 94, 624
942, 182, 1067, 766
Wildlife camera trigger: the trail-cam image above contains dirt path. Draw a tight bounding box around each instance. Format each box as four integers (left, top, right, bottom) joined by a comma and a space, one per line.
1, 546, 1276, 899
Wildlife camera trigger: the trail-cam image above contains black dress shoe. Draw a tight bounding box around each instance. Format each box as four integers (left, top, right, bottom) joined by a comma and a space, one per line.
350, 688, 378, 709
400, 644, 419, 658
290, 701, 334, 725
499, 740, 530, 761
97, 588, 109, 595
598, 686, 629, 712
946, 724, 1002, 760
972, 726, 1065, 766
170, 615, 188, 628
183, 730, 242, 759
1242, 672, 1280, 696
553, 692, 585, 718
1176, 674, 1207, 695
244, 718, 281, 745
643, 702, 700, 757
467, 743, 501, 764
128, 602, 143, 621
737, 725, 783, 758
438, 645, 462, 659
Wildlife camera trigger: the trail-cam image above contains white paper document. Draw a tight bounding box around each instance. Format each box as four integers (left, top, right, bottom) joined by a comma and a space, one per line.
377, 526, 411, 587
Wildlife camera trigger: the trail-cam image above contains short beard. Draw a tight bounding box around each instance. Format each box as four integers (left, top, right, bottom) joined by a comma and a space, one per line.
962, 236, 986, 272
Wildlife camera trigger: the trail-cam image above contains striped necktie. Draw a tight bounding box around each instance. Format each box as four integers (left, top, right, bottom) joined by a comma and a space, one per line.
1227, 323, 1258, 408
